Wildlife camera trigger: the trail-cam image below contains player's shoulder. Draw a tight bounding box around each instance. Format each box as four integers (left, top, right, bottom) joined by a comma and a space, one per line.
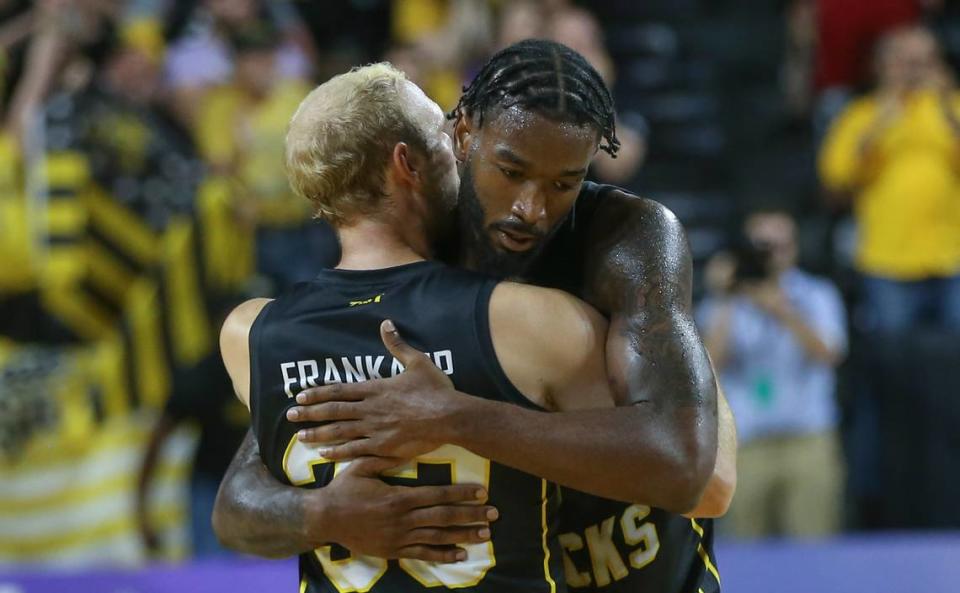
220, 298, 273, 353
490, 281, 610, 410
601, 187, 681, 224
219, 298, 272, 407
491, 281, 591, 314
581, 185, 685, 249
490, 282, 606, 357
578, 181, 681, 228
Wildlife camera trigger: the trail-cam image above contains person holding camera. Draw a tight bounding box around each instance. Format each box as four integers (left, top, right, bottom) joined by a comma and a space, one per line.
698, 210, 847, 539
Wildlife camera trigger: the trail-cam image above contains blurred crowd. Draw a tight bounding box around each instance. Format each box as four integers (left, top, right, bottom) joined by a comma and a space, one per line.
0, 0, 958, 568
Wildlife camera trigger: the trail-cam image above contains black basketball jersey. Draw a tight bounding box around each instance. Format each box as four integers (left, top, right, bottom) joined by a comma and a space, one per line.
555, 493, 720, 593
530, 181, 722, 593
248, 260, 565, 593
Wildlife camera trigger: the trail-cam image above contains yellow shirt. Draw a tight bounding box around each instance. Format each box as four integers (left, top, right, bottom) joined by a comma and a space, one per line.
195, 80, 312, 227
392, 0, 448, 43
819, 90, 960, 280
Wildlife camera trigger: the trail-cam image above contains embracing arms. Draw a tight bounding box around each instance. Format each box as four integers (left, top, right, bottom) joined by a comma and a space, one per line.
297, 194, 725, 513
494, 194, 723, 511
211, 192, 729, 559
213, 301, 497, 559
685, 384, 736, 518
579, 192, 719, 509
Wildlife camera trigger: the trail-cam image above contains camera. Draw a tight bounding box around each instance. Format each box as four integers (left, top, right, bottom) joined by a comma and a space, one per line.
731, 239, 775, 288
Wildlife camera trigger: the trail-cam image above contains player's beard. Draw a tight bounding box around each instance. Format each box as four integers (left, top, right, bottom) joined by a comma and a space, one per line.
423, 163, 460, 247
456, 160, 551, 279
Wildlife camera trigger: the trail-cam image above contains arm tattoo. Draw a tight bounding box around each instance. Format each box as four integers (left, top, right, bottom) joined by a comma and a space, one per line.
582, 190, 717, 413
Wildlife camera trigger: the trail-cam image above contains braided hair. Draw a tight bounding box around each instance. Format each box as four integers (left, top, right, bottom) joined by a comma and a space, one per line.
450, 39, 620, 157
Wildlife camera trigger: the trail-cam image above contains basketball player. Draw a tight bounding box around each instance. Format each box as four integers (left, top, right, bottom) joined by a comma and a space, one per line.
215, 40, 735, 593
221, 62, 627, 592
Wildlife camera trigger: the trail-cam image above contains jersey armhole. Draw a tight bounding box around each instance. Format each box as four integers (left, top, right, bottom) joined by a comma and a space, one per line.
474, 280, 549, 412
247, 299, 275, 457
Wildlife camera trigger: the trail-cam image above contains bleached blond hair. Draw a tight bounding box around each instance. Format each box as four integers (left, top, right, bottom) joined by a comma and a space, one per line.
285, 63, 429, 225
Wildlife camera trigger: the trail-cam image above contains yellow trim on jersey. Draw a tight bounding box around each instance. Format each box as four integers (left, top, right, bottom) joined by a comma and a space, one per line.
690, 519, 720, 585
282, 434, 336, 486
394, 450, 495, 589
299, 577, 307, 593
540, 480, 558, 593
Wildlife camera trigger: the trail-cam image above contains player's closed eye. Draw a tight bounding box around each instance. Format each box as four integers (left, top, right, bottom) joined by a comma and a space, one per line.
499, 167, 522, 180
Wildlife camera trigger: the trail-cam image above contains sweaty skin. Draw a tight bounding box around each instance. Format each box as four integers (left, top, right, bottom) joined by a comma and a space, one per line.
218, 282, 618, 559
214, 191, 725, 557
294, 192, 721, 509
214, 89, 726, 558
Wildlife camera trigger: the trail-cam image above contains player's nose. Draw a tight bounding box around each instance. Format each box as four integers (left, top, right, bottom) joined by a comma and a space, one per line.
511, 185, 547, 227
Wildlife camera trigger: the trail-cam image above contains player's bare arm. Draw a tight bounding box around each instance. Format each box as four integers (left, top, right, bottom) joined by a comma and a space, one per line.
487, 282, 616, 413
293, 222, 726, 513
212, 300, 498, 560
289, 284, 618, 455
580, 191, 720, 508
685, 383, 736, 517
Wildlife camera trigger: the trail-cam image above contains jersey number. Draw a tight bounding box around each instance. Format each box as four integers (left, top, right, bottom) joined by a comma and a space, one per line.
283, 438, 495, 592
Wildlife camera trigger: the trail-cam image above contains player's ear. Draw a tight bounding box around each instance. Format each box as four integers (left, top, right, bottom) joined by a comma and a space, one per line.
391, 141, 421, 188
453, 112, 473, 162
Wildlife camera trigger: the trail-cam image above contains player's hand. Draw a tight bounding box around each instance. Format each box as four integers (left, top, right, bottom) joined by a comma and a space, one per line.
313, 456, 498, 562
286, 320, 471, 460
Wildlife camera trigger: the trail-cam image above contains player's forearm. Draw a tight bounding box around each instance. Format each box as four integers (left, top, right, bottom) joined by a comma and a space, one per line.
609, 308, 720, 509
212, 430, 320, 558
572, 194, 718, 509
685, 386, 737, 518
442, 396, 710, 512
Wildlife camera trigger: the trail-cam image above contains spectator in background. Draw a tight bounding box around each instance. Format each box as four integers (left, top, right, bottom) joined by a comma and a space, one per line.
388, 0, 493, 112
815, 0, 923, 94
163, 0, 313, 126
193, 22, 325, 293
699, 210, 846, 539
546, 5, 646, 184
137, 306, 248, 558
819, 27, 960, 331
71, 20, 201, 219
492, 0, 646, 185
812, 0, 922, 131
3, 0, 117, 146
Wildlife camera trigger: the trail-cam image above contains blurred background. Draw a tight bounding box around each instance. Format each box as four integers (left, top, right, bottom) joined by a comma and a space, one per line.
0, 0, 958, 591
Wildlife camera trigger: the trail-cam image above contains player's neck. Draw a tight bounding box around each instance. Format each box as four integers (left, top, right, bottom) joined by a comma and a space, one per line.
336, 218, 430, 271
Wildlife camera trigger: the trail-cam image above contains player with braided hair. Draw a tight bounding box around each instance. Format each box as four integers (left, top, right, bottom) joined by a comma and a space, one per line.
451, 39, 620, 157
215, 39, 736, 593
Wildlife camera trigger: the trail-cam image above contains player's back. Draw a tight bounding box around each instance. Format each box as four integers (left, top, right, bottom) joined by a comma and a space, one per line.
248, 260, 565, 593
